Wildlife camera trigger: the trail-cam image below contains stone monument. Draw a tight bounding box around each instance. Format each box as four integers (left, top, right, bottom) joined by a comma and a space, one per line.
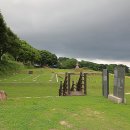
102, 69, 109, 98
108, 66, 125, 103
113, 66, 125, 102
75, 62, 79, 69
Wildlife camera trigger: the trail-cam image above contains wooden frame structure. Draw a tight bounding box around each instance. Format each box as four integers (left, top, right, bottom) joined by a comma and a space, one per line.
59, 72, 87, 96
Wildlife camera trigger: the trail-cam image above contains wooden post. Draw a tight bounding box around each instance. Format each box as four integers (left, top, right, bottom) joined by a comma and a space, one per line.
59, 81, 62, 96
63, 73, 68, 96
71, 81, 75, 91
84, 73, 87, 95
68, 73, 71, 95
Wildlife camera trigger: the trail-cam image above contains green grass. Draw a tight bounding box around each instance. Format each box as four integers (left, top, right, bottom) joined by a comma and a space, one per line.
0, 60, 25, 77
0, 96, 130, 130
0, 68, 130, 130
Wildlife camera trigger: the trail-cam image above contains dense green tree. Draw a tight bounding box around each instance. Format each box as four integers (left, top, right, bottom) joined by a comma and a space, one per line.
40, 50, 58, 67
2, 53, 15, 61
6, 28, 21, 60
0, 12, 8, 60
0, 13, 21, 61
58, 57, 77, 69
79, 60, 100, 70
58, 57, 69, 62
17, 40, 41, 65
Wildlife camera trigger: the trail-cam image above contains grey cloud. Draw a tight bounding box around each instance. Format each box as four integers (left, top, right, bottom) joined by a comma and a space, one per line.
0, 0, 130, 62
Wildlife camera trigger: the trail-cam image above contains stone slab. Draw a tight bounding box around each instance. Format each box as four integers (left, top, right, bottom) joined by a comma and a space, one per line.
108, 94, 125, 104
113, 67, 125, 102
69, 91, 85, 96
102, 69, 109, 97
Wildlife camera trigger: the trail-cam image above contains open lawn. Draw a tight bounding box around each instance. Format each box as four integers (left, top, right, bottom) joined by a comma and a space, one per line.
0, 68, 130, 130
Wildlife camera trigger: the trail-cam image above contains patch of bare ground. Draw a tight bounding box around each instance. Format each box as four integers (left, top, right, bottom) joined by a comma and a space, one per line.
59, 120, 73, 128
73, 113, 79, 117
82, 108, 104, 120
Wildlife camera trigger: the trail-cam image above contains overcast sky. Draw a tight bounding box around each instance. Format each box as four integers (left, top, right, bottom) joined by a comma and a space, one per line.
0, 0, 130, 66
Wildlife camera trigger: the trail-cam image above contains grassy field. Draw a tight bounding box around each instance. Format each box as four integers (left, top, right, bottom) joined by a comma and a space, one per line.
0, 68, 130, 130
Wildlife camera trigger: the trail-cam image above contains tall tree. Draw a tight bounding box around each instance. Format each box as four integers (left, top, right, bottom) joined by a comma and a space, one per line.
0, 12, 8, 60
58, 57, 77, 69
17, 40, 41, 65
6, 28, 21, 60
40, 50, 58, 67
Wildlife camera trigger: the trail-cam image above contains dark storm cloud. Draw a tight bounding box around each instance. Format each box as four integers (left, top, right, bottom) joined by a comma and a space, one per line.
0, 0, 130, 62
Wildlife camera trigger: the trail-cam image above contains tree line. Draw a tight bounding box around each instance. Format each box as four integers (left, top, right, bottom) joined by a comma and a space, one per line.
57, 57, 129, 73
0, 12, 129, 73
